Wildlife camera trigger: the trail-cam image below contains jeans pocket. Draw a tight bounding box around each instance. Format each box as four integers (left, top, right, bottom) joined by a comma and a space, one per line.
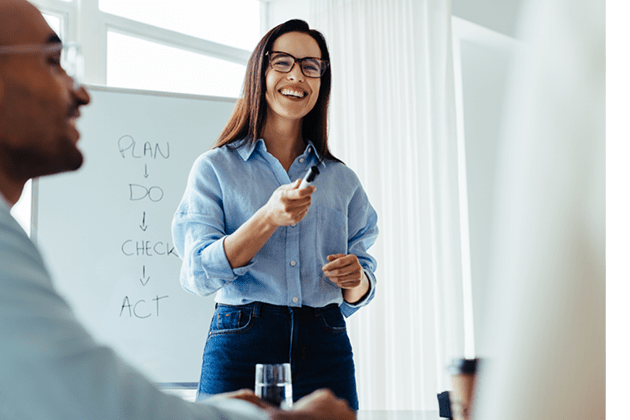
317, 306, 347, 332
209, 304, 253, 337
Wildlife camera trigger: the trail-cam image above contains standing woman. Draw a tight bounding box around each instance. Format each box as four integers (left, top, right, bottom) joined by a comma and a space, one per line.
172, 19, 378, 410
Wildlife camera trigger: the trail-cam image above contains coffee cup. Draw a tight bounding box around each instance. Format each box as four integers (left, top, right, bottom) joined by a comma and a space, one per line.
448, 358, 479, 420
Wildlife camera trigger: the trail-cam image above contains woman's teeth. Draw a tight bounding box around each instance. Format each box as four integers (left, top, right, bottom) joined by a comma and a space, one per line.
281, 88, 305, 98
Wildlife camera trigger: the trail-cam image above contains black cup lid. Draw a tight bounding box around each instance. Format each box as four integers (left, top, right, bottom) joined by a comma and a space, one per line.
448, 358, 478, 374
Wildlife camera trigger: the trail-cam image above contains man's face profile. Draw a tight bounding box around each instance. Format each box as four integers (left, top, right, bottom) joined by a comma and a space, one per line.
0, 0, 90, 188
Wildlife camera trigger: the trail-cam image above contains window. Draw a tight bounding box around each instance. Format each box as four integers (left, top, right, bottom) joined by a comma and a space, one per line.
99, 0, 260, 95
99, 0, 260, 51
31, 0, 261, 97
42, 13, 62, 38
106, 31, 246, 97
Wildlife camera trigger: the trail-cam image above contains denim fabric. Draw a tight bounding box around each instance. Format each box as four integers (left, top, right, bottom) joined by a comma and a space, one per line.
197, 302, 359, 410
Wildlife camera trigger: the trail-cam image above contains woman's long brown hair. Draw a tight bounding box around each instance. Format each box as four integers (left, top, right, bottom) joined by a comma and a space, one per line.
213, 19, 340, 163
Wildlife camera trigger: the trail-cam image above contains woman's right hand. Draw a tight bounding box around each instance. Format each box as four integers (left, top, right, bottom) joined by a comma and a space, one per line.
263, 179, 316, 228
223, 179, 315, 269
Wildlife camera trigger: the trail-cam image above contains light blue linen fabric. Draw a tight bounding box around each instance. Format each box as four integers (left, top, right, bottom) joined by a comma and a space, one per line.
172, 139, 378, 317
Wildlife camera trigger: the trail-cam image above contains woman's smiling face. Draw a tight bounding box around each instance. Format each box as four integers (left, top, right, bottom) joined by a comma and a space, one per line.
264, 31, 322, 124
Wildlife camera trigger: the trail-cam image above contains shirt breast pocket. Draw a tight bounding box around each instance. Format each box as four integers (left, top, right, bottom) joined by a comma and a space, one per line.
316, 205, 348, 281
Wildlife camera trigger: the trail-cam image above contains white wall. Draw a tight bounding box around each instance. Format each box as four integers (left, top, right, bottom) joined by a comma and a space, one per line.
452, 0, 523, 38
460, 41, 510, 358
452, 18, 520, 357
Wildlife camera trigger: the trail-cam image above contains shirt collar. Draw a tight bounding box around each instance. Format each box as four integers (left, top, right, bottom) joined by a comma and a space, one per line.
236, 138, 326, 167
236, 138, 265, 162
305, 140, 325, 166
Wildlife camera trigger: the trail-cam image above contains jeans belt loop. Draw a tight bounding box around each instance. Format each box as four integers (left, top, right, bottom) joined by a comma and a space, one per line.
252, 301, 262, 318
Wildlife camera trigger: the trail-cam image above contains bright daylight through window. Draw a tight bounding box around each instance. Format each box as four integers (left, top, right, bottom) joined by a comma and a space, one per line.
107, 32, 247, 98
99, 0, 260, 51
100, 0, 260, 97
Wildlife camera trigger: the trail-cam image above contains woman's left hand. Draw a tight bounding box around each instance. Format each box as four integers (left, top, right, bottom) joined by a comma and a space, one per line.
322, 254, 364, 289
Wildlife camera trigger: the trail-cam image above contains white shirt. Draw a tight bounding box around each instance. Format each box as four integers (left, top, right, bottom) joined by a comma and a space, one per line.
0, 199, 269, 420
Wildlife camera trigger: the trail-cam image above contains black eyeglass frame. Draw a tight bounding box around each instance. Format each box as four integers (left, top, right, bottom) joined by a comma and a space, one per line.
265, 51, 329, 78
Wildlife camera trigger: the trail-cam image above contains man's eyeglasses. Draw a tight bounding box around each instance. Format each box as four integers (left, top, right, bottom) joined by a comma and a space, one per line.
266, 51, 329, 79
0, 43, 83, 88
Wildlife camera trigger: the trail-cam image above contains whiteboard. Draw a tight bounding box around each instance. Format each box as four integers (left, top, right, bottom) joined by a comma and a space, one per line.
36, 86, 235, 383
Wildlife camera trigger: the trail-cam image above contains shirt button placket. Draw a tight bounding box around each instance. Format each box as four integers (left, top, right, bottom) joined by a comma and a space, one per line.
286, 225, 301, 306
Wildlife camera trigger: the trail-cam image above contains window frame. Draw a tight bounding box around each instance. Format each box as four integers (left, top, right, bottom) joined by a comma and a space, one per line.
30, 0, 262, 86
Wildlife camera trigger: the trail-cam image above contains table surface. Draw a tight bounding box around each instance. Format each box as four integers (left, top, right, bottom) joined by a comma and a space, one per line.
160, 387, 442, 420
358, 411, 441, 420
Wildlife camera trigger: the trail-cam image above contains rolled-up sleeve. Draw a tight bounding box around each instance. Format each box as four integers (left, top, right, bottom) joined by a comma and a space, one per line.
172, 155, 253, 296
340, 184, 379, 317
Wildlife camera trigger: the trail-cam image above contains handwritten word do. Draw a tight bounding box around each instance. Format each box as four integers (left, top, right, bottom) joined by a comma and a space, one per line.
118, 135, 170, 160
129, 184, 164, 202
120, 295, 169, 319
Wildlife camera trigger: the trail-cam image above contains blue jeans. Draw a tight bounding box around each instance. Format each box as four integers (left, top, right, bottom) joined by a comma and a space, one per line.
197, 302, 359, 410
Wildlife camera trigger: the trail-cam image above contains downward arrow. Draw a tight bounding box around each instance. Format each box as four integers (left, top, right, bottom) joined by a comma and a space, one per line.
144, 164, 149, 178
140, 212, 148, 231
140, 265, 150, 286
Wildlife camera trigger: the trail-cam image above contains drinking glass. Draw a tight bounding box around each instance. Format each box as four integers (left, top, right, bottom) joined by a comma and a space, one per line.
254, 363, 293, 408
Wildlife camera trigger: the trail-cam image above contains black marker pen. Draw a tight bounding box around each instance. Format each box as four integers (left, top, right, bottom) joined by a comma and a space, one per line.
298, 165, 320, 189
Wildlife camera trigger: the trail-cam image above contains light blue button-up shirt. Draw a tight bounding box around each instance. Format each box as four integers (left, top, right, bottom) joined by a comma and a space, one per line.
172, 139, 378, 317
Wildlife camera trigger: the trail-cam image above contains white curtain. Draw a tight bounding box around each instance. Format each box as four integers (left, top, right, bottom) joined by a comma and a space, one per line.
310, 0, 467, 410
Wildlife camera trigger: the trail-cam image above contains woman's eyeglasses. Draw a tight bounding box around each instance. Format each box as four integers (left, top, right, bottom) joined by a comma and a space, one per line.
266, 51, 328, 78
